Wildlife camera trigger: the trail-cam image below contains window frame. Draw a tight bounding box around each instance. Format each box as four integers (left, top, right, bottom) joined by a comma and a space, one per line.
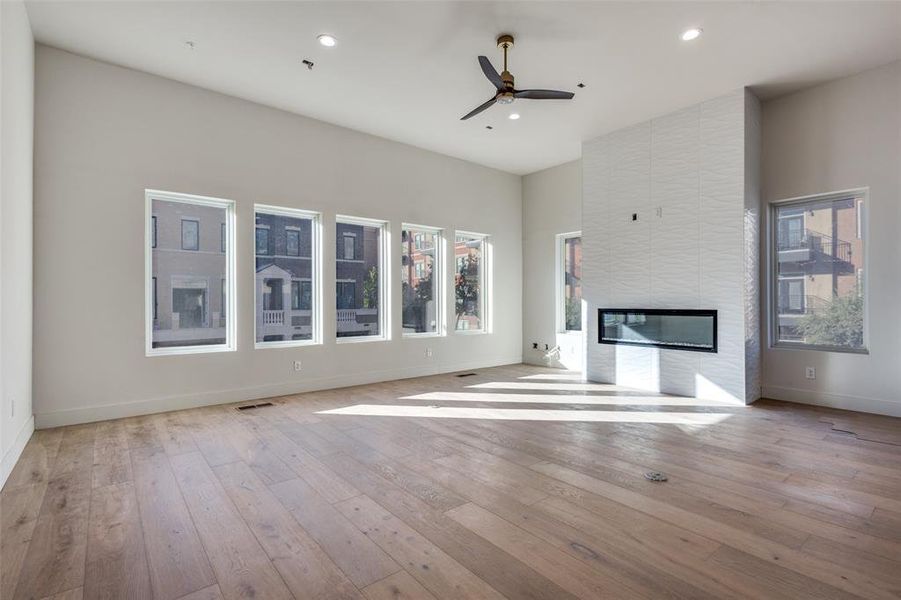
253, 204, 322, 349
335, 215, 390, 344
453, 230, 490, 335
145, 189, 236, 356
767, 188, 869, 354
401, 223, 445, 338
555, 231, 582, 334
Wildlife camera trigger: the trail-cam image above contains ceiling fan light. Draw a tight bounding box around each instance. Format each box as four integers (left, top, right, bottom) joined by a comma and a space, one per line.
317, 34, 337, 47
508, 113, 520, 120
680, 28, 702, 42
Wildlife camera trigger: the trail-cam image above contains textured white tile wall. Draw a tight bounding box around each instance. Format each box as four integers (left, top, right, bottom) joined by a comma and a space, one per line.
583, 90, 760, 403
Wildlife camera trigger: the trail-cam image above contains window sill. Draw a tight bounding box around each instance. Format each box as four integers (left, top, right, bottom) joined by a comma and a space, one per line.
336, 335, 389, 345
403, 332, 443, 339
454, 329, 488, 336
255, 339, 321, 350
770, 342, 869, 355
147, 344, 235, 357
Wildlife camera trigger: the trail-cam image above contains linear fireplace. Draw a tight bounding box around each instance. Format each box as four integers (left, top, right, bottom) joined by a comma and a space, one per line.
598, 309, 718, 353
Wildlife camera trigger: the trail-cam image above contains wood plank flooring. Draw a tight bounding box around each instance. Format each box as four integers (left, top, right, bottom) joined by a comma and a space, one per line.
3, 364, 901, 600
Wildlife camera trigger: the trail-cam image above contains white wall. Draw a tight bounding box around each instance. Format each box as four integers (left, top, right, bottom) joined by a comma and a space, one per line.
582, 90, 760, 403
33, 46, 522, 428
521, 160, 583, 371
761, 61, 901, 416
0, 0, 35, 487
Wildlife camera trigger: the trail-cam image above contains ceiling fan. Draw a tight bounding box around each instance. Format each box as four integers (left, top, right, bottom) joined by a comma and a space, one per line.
461, 34, 575, 121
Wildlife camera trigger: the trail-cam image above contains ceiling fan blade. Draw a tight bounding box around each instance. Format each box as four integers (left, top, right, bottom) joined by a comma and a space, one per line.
514, 89, 575, 100
461, 96, 497, 120
478, 56, 505, 90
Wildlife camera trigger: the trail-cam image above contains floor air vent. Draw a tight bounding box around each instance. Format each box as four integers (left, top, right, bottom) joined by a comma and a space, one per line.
456, 373, 477, 378
236, 402, 274, 411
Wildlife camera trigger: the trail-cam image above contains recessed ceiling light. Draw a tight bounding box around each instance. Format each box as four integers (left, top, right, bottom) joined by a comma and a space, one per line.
680, 28, 702, 42
508, 113, 520, 120
317, 34, 337, 47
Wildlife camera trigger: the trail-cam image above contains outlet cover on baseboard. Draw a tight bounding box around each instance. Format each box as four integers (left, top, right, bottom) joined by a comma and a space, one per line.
805, 367, 816, 380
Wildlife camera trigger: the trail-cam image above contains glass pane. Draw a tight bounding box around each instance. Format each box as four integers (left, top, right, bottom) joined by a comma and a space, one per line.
563, 236, 582, 331
151, 198, 227, 348
336, 221, 381, 338
255, 210, 314, 343
181, 219, 199, 250
402, 228, 439, 334
455, 234, 483, 331
774, 194, 865, 349
286, 229, 300, 256
255, 227, 270, 255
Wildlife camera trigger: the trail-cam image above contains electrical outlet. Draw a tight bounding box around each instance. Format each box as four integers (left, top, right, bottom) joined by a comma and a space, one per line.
532, 342, 538, 349
293, 360, 302, 372
425, 348, 433, 358
805, 367, 816, 380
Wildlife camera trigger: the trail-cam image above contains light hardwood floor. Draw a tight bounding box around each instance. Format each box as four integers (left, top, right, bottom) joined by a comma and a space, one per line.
3, 364, 901, 600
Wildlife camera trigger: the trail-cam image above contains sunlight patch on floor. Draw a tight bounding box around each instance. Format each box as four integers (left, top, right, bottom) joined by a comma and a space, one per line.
517, 373, 585, 382
471, 381, 625, 392
316, 404, 733, 425
399, 391, 741, 407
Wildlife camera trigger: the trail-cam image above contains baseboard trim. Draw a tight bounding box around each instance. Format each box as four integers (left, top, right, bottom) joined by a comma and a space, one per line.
762, 385, 901, 418
35, 355, 523, 429
1, 416, 35, 490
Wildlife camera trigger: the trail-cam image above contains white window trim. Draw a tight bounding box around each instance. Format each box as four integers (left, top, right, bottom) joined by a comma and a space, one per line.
254, 204, 322, 349
555, 231, 582, 334
454, 230, 490, 335
336, 215, 390, 344
145, 189, 237, 356
402, 223, 445, 338
767, 187, 869, 354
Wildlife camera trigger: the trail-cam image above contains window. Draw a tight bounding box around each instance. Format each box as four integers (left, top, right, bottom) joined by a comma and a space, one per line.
255, 205, 319, 347
255, 226, 270, 256
454, 232, 488, 333
286, 228, 301, 257
181, 219, 199, 251
342, 233, 356, 260
220, 278, 226, 324
336, 217, 387, 340
558, 233, 582, 331
292, 280, 312, 310
402, 225, 442, 335
146, 190, 234, 355
336, 281, 356, 309
771, 190, 867, 352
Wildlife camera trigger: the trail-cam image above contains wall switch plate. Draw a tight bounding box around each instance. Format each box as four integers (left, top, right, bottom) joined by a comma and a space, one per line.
805, 367, 816, 380
294, 360, 302, 372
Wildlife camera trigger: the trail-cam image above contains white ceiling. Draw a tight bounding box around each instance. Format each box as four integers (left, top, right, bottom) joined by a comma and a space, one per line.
25, 1, 901, 175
